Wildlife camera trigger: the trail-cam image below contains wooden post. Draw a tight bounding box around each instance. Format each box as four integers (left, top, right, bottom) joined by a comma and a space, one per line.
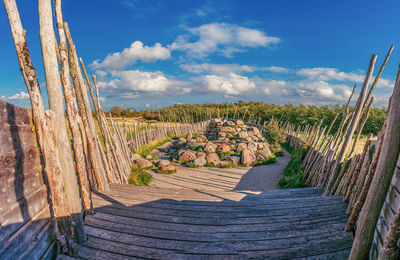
325, 55, 377, 195
38, 0, 86, 243
52, 0, 92, 215
349, 64, 400, 260
3, 0, 78, 254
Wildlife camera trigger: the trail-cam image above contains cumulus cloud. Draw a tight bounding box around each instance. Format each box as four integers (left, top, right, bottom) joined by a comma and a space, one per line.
297, 67, 364, 82
180, 63, 288, 75
200, 73, 256, 95
169, 23, 279, 58
9, 91, 29, 100
91, 41, 171, 70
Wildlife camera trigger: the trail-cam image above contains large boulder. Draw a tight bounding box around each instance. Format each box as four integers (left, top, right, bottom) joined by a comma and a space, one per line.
262, 145, 272, 156
196, 135, 208, 143
207, 153, 221, 166
161, 164, 176, 172
136, 158, 153, 169
237, 143, 247, 153
247, 142, 257, 152
236, 119, 245, 126
236, 132, 249, 138
257, 151, 271, 161
179, 150, 197, 162
185, 133, 193, 140
193, 156, 207, 167
131, 153, 141, 162
217, 143, 230, 153
158, 159, 171, 167
158, 141, 173, 152
205, 142, 217, 153
241, 149, 256, 166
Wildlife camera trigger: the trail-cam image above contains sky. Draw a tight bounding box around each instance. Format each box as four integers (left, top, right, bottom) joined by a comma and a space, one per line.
0, 0, 400, 110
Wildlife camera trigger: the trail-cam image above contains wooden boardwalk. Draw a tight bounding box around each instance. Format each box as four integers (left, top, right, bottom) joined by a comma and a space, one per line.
69, 183, 353, 259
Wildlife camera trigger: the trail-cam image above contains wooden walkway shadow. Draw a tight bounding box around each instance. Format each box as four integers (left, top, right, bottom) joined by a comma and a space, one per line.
68, 184, 353, 259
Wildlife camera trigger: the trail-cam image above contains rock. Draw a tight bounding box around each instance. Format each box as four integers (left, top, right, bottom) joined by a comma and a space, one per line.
197, 152, 206, 158
257, 151, 271, 161
241, 149, 256, 165
186, 140, 197, 149
205, 142, 217, 153
220, 126, 235, 133
236, 132, 249, 138
131, 153, 141, 162
247, 142, 257, 152
206, 153, 221, 166
257, 142, 265, 150
158, 159, 171, 166
221, 156, 240, 165
145, 154, 153, 160
150, 149, 160, 156
220, 161, 231, 167
161, 164, 176, 172
218, 132, 226, 138
179, 150, 197, 162
186, 133, 193, 140
136, 158, 153, 169
196, 135, 208, 143
224, 121, 236, 126
193, 156, 207, 167
237, 143, 247, 153
217, 143, 230, 153
262, 145, 272, 156
236, 119, 244, 126
158, 141, 173, 152
174, 139, 187, 149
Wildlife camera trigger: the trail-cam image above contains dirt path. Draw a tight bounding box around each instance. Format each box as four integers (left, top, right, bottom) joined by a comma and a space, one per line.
149, 149, 291, 191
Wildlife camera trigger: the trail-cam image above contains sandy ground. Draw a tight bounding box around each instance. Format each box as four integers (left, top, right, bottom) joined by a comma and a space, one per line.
149, 149, 291, 191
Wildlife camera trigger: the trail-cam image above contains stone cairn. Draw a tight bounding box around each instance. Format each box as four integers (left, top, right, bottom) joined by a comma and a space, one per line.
131, 118, 273, 172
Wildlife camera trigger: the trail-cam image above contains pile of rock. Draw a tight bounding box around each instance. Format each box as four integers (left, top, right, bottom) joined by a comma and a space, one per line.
130, 118, 273, 171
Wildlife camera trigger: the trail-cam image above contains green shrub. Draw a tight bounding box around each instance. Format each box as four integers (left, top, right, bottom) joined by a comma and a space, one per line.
218, 162, 235, 168
205, 162, 217, 167
186, 162, 200, 168
264, 118, 285, 153
217, 151, 231, 157
279, 144, 308, 189
129, 165, 153, 186
254, 155, 277, 166
275, 151, 284, 157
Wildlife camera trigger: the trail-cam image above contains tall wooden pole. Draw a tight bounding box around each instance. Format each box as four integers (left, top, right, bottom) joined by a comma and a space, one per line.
37, 0, 86, 242
325, 55, 377, 195
349, 64, 400, 260
3, 0, 77, 254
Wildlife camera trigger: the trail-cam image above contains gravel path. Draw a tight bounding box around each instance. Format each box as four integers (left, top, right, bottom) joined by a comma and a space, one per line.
150, 148, 291, 191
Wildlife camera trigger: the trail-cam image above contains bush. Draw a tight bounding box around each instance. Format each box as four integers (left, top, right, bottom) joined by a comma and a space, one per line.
264, 118, 285, 153
186, 162, 200, 168
279, 144, 308, 189
254, 156, 277, 166
275, 151, 284, 157
129, 165, 153, 186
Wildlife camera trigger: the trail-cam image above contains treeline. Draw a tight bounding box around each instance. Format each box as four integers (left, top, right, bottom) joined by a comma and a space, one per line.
106, 106, 159, 120
143, 101, 387, 135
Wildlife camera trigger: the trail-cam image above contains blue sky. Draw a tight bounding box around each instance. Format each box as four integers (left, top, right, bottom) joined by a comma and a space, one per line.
0, 0, 399, 110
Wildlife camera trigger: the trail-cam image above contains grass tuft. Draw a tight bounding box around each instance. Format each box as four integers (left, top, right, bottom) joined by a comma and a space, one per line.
254, 155, 277, 166
129, 165, 153, 186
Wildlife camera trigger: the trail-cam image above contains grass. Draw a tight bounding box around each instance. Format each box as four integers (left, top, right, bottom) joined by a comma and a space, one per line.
186, 162, 200, 168
275, 151, 284, 157
279, 143, 308, 189
136, 136, 174, 157
128, 165, 153, 186
217, 151, 232, 157
253, 155, 277, 166
156, 169, 177, 174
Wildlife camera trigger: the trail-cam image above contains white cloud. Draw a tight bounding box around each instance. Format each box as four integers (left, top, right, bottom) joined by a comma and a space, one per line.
91, 41, 171, 70
169, 23, 279, 58
0, 96, 6, 100
122, 92, 140, 99
9, 91, 29, 100
110, 70, 170, 92
180, 63, 288, 75
99, 97, 106, 102
297, 67, 364, 82
201, 73, 255, 95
